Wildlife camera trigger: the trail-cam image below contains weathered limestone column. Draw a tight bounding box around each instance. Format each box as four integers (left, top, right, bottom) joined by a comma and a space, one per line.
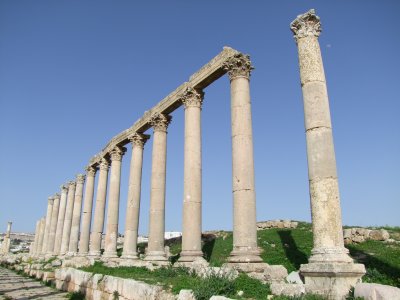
1, 222, 12, 254
54, 185, 68, 255
121, 133, 149, 260
36, 218, 46, 257
32, 220, 41, 255
46, 193, 61, 255
178, 88, 204, 263
78, 166, 97, 255
41, 197, 54, 254
291, 9, 365, 298
103, 146, 126, 258
144, 113, 171, 262
60, 181, 76, 255
89, 158, 110, 257
68, 174, 86, 255
223, 54, 262, 264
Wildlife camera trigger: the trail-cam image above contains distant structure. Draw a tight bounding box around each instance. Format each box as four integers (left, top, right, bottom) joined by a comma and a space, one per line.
0, 222, 12, 254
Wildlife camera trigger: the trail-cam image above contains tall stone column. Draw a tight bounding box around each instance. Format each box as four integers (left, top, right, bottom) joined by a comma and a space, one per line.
54, 185, 68, 255
103, 146, 126, 258
36, 218, 46, 257
223, 54, 262, 264
68, 174, 86, 255
178, 88, 204, 263
60, 181, 76, 255
89, 158, 110, 257
1, 221, 12, 254
32, 220, 41, 255
78, 166, 97, 255
41, 197, 54, 254
145, 113, 171, 262
291, 9, 365, 298
46, 193, 61, 255
121, 133, 149, 260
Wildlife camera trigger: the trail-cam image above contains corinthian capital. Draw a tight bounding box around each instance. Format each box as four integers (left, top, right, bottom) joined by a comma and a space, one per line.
129, 133, 150, 149
223, 53, 254, 81
99, 158, 110, 171
150, 113, 172, 132
60, 185, 68, 194
76, 174, 86, 184
48, 196, 54, 202
68, 181, 76, 188
54, 193, 61, 200
109, 146, 127, 161
290, 9, 321, 41
85, 165, 98, 177
180, 87, 204, 109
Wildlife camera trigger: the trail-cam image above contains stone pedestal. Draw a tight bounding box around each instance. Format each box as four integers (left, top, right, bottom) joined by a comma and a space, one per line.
178, 88, 204, 263
78, 166, 97, 255
41, 197, 54, 254
291, 9, 365, 299
54, 185, 68, 255
46, 193, 61, 255
89, 158, 110, 257
60, 181, 76, 255
68, 174, 86, 255
121, 133, 149, 260
103, 146, 126, 258
145, 114, 171, 262
223, 53, 262, 264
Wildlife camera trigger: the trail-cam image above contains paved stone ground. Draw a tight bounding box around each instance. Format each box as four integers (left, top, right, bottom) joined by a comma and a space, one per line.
0, 267, 69, 300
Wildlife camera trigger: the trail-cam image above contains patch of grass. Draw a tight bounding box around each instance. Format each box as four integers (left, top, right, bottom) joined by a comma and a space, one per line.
233, 273, 271, 299
273, 295, 325, 300
67, 291, 85, 300
206, 232, 233, 267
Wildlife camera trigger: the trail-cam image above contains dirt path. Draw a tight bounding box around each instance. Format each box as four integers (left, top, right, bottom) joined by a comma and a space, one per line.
0, 267, 69, 300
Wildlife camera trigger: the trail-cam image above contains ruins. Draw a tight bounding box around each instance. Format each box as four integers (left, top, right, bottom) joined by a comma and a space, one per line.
5, 9, 366, 299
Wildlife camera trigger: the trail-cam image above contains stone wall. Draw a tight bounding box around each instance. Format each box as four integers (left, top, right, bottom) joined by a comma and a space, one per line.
256, 220, 298, 230
343, 228, 390, 244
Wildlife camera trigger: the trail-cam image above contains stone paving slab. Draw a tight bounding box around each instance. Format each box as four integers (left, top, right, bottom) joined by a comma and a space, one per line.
0, 267, 69, 300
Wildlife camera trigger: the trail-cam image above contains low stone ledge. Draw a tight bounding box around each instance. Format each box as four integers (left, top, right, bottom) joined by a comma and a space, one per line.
343, 228, 390, 244
354, 283, 400, 300
257, 220, 299, 230
270, 282, 305, 297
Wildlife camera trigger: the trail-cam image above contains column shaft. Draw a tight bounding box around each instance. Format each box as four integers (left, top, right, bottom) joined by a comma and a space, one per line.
60, 181, 76, 255
145, 114, 171, 261
68, 174, 86, 254
32, 220, 41, 255
36, 218, 46, 256
46, 194, 60, 255
78, 166, 97, 255
122, 134, 148, 259
179, 88, 203, 262
41, 198, 54, 254
89, 159, 109, 256
54, 186, 68, 255
224, 54, 262, 263
103, 146, 126, 258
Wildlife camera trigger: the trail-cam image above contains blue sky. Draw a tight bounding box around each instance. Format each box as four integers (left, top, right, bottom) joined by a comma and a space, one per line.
0, 1, 399, 234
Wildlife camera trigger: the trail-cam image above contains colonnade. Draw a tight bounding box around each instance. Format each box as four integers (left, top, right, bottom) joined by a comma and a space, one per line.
30, 50, 262, 265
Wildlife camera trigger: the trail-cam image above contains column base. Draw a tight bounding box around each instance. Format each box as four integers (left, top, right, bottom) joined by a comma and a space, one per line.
102, 251, 118, 259
300, 262, 366, 300
227, 247, 263, 263
120, 253, 139, 260
144, 251, 168, 262
177, 250, 204, 263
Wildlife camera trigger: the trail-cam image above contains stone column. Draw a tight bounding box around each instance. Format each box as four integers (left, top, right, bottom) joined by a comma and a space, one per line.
32, 220, 41, 255
60, 181, 76, 255
178, 88, 204, 263
1, 221, 12, 254
291, 9, 365, 298
223, 54, 262, 264
46, 193, 61, 255
89, 158, 110, 257
103, 146, 126, 258
54, 185, 68, 255
41, 197, 54, 254
78, 166, 97, 255
121, 133, 149, 260
68, 174, 86, 255
36, 218, 46, 257
144, 113, 171, 262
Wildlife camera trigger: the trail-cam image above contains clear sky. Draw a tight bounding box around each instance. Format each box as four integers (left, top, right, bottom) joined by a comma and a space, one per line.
0, 1, 399, 234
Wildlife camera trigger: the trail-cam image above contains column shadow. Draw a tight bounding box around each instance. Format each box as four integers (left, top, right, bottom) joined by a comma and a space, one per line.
202, 234, 216, 262
277, 230, 308, 270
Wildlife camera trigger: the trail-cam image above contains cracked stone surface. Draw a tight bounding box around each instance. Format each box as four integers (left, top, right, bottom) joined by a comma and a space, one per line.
0, 267, 68, 300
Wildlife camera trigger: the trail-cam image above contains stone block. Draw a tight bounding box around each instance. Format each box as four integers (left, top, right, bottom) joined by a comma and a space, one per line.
369, 229, 390, 241
286, 271, 304, 284
263, 265, 288, 283
354, 283, 400, 300
271, 282, 305, 297
177, 289, 196, 300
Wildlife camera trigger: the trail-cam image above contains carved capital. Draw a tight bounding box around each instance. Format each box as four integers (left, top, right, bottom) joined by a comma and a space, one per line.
290, 9, 321, 41
54, 193, 61, 199
76, 174, 86, 184
150, 113, 172, 132
129, 133, 150, 149
68, 181, 76, 188
223, 53, 254, 80
48, 196, 54, 202
180, 87, 204, 109
60, 185, 68, 194
85, 165, 98, 177
109, 146, 127, 162
99, 158, 110, 171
